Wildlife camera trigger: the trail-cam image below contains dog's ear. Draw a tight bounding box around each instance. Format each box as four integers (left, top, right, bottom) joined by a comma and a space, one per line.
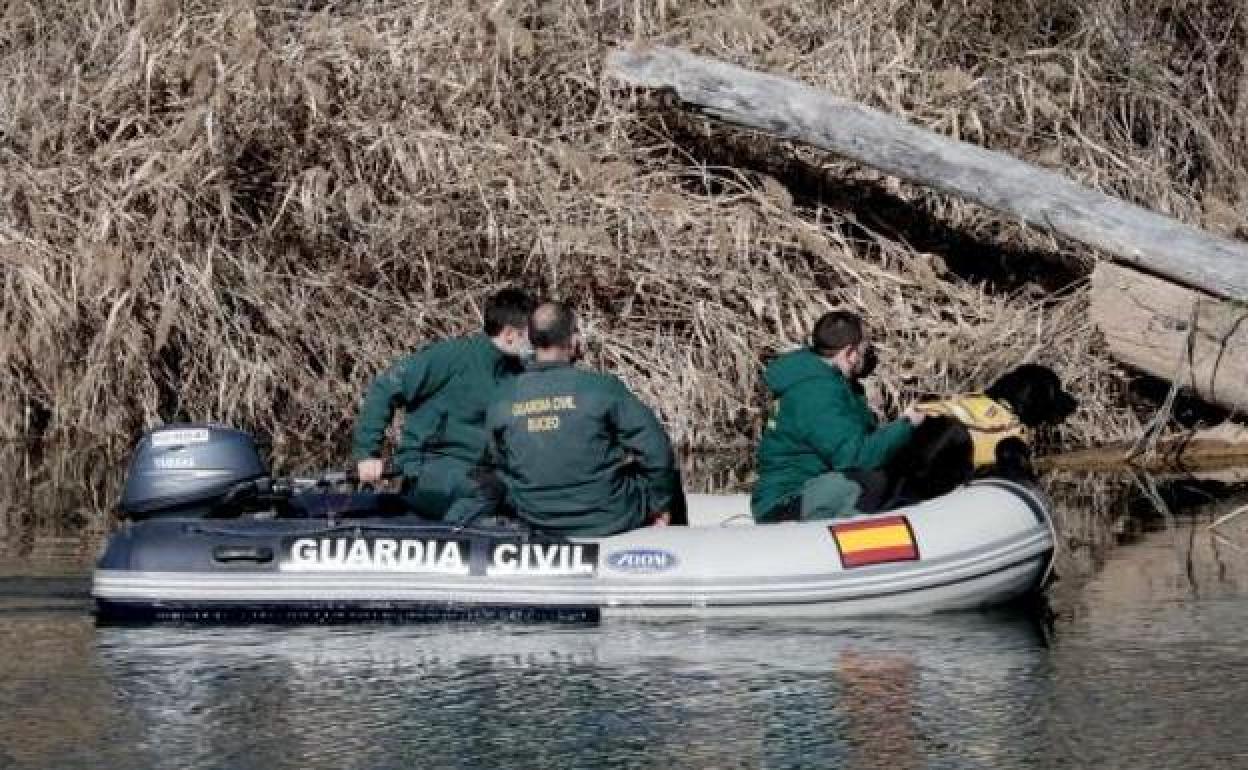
986, 366, 1039, 423
1028, 367, 1078, 424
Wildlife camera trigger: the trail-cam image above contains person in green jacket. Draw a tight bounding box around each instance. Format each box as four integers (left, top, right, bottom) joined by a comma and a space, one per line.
351, 288, 536, 519
751, 310, 926, 522
460, 301, 681, 536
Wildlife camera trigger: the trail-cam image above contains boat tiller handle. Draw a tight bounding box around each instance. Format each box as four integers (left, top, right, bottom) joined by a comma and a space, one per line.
212, 545, 275, 564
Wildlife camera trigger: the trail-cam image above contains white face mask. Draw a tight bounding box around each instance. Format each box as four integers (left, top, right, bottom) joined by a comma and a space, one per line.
512, 338, 534, 359
495, 332, 532, 359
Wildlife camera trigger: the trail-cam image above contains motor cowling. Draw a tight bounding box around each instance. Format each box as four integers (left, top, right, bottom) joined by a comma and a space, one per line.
118, 424, 268, 519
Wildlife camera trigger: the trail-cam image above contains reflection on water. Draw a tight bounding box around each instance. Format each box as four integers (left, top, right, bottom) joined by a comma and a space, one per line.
1044, 504, 1248, 769
4, 611, 1053, 770
3, 587, 1245, 769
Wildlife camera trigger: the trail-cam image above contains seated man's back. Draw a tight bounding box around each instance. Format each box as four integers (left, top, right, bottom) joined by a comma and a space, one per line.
751, 310, 923, 521
350, 288, 535, 519
486, 303, 679, 537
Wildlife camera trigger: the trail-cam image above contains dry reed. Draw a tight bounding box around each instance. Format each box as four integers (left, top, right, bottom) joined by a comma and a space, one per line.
3, 0, 1246, 538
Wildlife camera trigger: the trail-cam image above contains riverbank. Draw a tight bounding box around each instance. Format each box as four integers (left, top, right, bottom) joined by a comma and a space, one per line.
6, 1, 1248, 527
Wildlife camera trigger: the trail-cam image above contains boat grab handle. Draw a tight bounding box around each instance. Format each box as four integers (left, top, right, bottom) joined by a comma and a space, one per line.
212, 545, 275, 564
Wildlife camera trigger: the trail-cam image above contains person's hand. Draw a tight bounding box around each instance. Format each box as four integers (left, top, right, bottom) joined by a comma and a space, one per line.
648, 511, 672, 527
901, 406, 927, 427
357, 458, 385, 484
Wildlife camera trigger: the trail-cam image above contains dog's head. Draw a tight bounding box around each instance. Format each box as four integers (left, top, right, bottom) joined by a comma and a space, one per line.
985, 364, 1078, 427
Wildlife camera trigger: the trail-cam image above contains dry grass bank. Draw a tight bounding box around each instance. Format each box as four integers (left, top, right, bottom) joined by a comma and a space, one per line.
3, 0, 1246, 534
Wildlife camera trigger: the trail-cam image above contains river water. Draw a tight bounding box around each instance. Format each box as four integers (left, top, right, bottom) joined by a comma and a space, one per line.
3, 486, 1248, 769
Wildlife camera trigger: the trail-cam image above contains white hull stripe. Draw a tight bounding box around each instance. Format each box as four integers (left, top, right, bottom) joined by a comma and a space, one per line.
94, 558, 1045, 612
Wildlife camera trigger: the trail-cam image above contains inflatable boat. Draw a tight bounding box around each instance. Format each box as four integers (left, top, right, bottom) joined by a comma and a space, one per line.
91, 425, 1056, 622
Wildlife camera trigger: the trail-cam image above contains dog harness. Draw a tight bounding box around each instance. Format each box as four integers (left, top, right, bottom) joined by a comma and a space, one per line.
915, 395, 1029, 469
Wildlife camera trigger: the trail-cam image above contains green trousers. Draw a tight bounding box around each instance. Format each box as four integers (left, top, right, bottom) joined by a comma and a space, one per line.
797, 472, 866, 520
400, 455, 476, 520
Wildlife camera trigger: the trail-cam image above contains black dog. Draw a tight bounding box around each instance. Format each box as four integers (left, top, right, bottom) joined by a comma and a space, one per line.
853, 364, 1077, 512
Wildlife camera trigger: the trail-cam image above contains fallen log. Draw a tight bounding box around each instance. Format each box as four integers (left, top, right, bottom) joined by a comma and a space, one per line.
1039, 423, 1248, 474
606, 45, 1248, 302
1090, 263, 1248, 412
1037, 438, 1248, 474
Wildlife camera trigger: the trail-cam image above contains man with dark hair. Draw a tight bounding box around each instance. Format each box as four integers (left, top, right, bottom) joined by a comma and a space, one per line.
351, 287, 536, 519
467, 301, 680, 536
751, 310, 925, 521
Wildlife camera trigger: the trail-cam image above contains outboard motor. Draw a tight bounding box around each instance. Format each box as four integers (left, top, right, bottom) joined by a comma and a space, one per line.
118, 424, 268, 520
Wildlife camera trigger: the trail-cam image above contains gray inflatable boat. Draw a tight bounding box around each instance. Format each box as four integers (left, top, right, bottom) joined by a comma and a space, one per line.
91, 425, 1055, 622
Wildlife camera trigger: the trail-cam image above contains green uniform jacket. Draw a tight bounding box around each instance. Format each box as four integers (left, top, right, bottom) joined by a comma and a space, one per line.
486, 361, 678, 537
351, 334, 520, 473
751, 349, 914, 520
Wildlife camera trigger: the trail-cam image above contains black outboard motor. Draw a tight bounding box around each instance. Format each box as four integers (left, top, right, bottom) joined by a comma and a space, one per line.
118, 424, 268, 520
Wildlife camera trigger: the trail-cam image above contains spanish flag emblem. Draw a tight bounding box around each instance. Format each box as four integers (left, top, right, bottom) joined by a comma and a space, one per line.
830, 516, 920, 568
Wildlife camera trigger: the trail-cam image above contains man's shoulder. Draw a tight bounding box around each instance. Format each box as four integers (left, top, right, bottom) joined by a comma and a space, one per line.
532, 367, 637, 402
784, 373, 849, 401
775, 378, 859, 428
405, 333, 484, 363
432, 332, 487, 354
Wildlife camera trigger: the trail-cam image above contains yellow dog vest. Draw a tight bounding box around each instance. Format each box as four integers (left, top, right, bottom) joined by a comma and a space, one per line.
915, 395, 1028, 469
